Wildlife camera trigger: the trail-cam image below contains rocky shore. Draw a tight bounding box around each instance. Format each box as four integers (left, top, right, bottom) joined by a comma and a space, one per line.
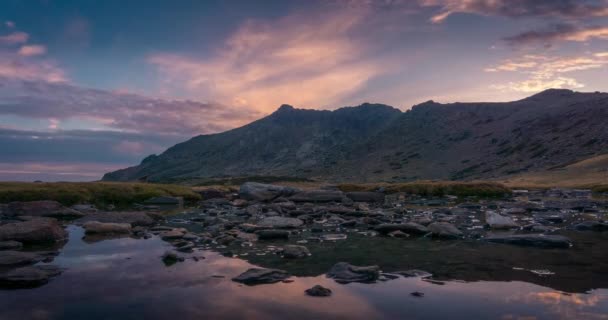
1, 182, 607, 291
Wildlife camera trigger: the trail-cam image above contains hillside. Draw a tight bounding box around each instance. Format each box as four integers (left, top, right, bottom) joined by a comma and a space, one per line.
103, 89, 608, 183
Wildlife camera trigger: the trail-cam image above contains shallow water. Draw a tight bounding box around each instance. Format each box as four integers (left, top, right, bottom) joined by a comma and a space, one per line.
1, 226, 607, 320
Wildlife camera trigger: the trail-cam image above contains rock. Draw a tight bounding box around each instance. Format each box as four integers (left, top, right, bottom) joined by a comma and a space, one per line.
232, 268, 290, 285
0, 251, 44, 266
162, 250, 184, 265
281, 245, 310, 258
257, 216, 303, 229
485, 211, 518, 229
160, 228, 187, 240
395, 270, 432, 278
574, 221, 608, 232
255, 229, 289, 240
411, 291, 424, 297
0, 241, 23, 250
327, 262, 380, 284
231, 199, 248, 207
290, 190, 345, 203
0, 218, 67, 244
239, 182, 299, 202
305, 285, 332, 297
485, 234, 572, 248
320, 234, 348, 241
76, 211, 156, 226
83, 221, 132, 234
71, 204, 98, 213
427, 222, 462, 239
197, 188, 227, 200
345, 192, 385, 203
144, 196, 183, 205
5, 201, 84, 218
388, 230, 410, 238
0, 265, 63, 288
374, 223, 429, 235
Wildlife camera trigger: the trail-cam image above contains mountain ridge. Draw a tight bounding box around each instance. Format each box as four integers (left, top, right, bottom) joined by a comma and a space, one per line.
103, 89, 608, 183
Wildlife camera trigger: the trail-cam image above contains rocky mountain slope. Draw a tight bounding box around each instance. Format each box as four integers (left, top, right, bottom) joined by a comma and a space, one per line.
103, 89, 608, 182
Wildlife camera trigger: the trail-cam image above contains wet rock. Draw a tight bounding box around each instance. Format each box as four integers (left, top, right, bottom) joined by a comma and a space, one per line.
71, 204, 98, 213
533, 212, 566, 224
320, 234, 348, 241
290, 190, 344, 203
76, 211, 156, 226
281, 245, 310, 258
231, 199, 248, 207
428, 222, 462, 239
232, 268, 290, 285
0, 241, 22, 250
327, 262, 380, 283
374, 223, 429, 235
257, 216, 303, 229
485, 234, 572, 248
305, 285, 332, 297
196, 188, 227, 200
485, 211, 518, 229
395, 270, 432, 278
345, 192, 385, 203
83, 221, 132, 234
5, 201, 84, 219
574, 221, 608, 232
0, 251, 44, 267
0, 218, 66, 244
411, 291, 424, 297
255, 229, 289, 240
0, 265, 63, 288
388, 230, 410, 238
160, 228, 187, 240
239, 182, 299, 202
162, 250, 184, 265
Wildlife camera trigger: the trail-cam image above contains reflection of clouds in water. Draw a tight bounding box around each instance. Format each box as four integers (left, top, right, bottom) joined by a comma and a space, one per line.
505, 289, 608, 320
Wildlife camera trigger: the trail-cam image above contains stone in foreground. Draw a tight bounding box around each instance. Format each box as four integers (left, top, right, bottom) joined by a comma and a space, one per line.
485, 234, 572, 248
281, 245, 310, 259
305, 285, 332, 297
327, 262, 380, 284
0, 218, 67, 244
428, 222, 463, 239
83, 221, 132, 234
0, 265, 63, 288
232, 268, 290, 285
485, 211, 518, 229
239, 182, 299, 202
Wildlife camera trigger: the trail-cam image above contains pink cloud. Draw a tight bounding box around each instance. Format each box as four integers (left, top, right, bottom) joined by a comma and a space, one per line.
5, 21, 15, 29
18, 44, 47, 57
0, 53, 67, 82
0, 31, 28, 45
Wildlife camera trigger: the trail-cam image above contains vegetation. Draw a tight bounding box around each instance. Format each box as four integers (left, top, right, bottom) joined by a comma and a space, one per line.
0, 182, 201, 207
337, 181, 511, 198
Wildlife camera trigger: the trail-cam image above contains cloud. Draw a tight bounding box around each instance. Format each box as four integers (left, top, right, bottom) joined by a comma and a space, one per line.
420, 0, 608, 23
504, 24, 608, 46
0, 77, 261, 136
148, 8, 393, 113
5, 21, 15, 29
0, 52, 67, 82
0, 31, 28, 44
487, 52, 608, 92
18, 44, 47, 56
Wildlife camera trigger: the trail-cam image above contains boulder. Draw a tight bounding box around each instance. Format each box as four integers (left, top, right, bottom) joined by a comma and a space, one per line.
374, 223, 429, 235
83, 221, 132, 234
281, 245, 310, 258
239, 182, 299, 202
327, 262, 380, 283
76, 211, 156, 226
574, 221, 608, 232
255, 229, 289, 240
144, 196, 183, 206
5, 201, 84, 218
345, 192, 385, 203
485, 211, 518, 229
232, 268, 290, 285
258, 216, 303, 229
0, 218, 66, 244
428, 222, 462, 239
290, 190, 345, 203
0, 241, 23, 250
0, 251, 44, 267
196, 188, 227, 200
71, 204, 98, 213
305, 285, 332, 297
0, 265, 63, 288
485, 234, 572, 248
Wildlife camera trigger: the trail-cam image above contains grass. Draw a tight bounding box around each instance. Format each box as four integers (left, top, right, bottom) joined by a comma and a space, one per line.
0, 182, 201, 207
337, 181, 511, 198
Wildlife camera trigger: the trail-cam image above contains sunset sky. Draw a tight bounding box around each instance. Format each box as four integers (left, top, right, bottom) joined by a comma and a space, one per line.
1, 0, 607, 181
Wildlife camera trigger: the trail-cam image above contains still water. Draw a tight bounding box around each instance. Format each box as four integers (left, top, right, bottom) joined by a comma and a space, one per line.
0, 226, 606, 320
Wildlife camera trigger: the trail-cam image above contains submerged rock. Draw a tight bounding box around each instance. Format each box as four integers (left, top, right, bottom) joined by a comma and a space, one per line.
162, 250, 184, 265
375, 223, 429, 235
305, 285, 332, 297
0, 265, 63, 288
485, 234, 572, 248
255, 229, 289, 240
281, 245, 310, 259
0, 218, 67, 244
327, 262, 380, 284
428, 222, 463, 239
485, 211, 518, 229
83, 221, 132, 234
232, 268, 290, 285
239, 182, 299, 202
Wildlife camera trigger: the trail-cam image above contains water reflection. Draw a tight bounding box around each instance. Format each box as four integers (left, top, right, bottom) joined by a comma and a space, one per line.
0, 226, 606, 320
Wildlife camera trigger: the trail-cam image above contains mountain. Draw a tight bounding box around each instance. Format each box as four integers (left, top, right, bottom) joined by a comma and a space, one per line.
103, 89, 608, 182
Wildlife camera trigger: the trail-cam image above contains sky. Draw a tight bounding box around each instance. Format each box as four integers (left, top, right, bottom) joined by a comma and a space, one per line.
0, 0, 607, 181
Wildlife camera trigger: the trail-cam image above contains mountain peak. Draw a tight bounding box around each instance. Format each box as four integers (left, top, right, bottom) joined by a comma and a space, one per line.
276, 104, 295, 112
527, 88, 575, 99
